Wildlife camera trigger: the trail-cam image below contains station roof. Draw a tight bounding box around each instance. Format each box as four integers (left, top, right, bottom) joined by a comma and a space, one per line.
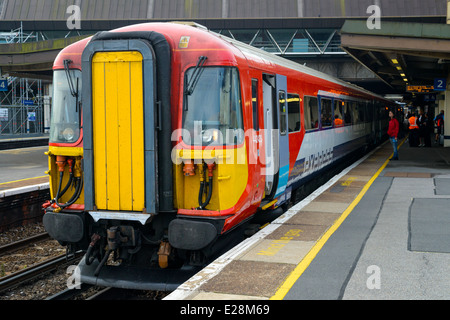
340, 20, 450, 96
0, 0, 445, 30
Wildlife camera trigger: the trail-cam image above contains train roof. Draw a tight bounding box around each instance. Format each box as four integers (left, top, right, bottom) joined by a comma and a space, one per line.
54, 22, 391, 103
208, 29, 390, 102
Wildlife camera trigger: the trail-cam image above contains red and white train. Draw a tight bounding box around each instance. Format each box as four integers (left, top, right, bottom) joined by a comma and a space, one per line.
43, 22, 393, 289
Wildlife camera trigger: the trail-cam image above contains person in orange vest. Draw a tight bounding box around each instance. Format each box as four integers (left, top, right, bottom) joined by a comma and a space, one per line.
334, 115, 343, 127
409, 112, 419, 147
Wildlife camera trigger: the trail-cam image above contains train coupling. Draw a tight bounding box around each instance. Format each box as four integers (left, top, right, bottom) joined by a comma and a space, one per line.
91, 226, 140, 276
106, 226, 139, 256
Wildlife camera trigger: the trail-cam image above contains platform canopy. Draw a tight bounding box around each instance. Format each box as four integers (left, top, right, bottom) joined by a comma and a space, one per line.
340, 20, 450, 94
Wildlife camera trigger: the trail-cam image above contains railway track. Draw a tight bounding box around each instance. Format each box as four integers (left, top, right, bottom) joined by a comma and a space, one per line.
0, 229, 82, 298
48, 285, 170, 300
0, 232, 50, 255
0, 252, 83, 293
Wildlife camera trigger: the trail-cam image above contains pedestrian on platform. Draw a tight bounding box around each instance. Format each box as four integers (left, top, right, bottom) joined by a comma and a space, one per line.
417, 109, 426, 147
408, 112, 419, 147
434, 110, 444, 145
388, 110, 400, 160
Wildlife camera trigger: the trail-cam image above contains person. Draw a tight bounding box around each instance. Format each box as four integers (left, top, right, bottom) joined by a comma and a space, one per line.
434, 110, 444, 144
334, 115, 343, 127
409, 112, 419, 147
388, 110, 399, 160
417, 109, 426, 147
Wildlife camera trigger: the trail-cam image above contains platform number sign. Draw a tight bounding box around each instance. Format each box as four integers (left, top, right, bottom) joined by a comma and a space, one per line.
0, 79, 7, 92
434, 78, 446, 92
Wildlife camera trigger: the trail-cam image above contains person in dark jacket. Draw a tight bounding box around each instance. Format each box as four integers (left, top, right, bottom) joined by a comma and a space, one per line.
417, 109, 426, 147
388, 110, 400, 160
434, 110, 444, 144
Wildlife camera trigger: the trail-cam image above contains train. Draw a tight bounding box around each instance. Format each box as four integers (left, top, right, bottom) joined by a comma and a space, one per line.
42, 22, 394, 290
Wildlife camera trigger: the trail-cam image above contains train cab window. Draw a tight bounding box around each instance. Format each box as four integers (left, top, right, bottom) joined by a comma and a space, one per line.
252, 79, 260, 131
182, 67, 244, 146
288, 93, 301, 133
320, 98, 332, 128
50, 69, 82, 144
334, 100, 344, 127
279, 91, 287, 136
304, 96, 319, 131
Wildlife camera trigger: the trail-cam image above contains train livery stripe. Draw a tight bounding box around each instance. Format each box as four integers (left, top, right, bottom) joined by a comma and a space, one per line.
92, 51, 145, 211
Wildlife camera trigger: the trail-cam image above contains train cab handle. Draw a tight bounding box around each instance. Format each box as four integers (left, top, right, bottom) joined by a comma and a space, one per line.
156, 101, 162, 131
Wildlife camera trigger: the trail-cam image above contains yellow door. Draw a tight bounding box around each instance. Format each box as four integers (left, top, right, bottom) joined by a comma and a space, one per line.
91, 51, 145, 211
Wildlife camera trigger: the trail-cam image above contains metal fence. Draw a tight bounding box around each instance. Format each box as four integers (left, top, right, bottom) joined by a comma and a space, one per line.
0, 77, 46, 136
0, 104, 44, 135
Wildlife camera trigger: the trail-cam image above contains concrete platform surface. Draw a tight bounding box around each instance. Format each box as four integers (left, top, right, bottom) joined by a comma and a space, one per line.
166, 139, 450, 300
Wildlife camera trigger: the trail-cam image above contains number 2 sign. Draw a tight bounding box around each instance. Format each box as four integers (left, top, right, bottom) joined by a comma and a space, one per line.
434, 78, 447, 92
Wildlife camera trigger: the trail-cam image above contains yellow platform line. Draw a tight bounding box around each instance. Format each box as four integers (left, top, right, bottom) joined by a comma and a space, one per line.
0, 176, 47, 186
271, 138, 405, 300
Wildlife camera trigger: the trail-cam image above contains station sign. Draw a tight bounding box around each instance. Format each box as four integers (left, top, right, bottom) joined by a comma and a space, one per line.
22, 99, 35, 105
0, 108, 7, 121
424, 94, 436, 102
27, 112, 36, 122
0, 79, 7, 92
407, 85, 434, 93
434, 78, 447, 91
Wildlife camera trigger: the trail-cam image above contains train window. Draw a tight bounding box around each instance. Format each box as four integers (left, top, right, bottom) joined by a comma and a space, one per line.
348, 101, 357, 124
279, 91, 287, 136
358, 102, 365, 123
366, 102, 373, 122
320, 98, 332, 128
182, 67, 244, 146
288, 93, 301, 133
304, 96, 319, 131
343, 101, 352, 125
334, 100, 344, 127
252, 79, 260, 131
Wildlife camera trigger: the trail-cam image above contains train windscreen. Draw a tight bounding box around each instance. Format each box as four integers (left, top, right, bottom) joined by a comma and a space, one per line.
182, 67, 244, 146
50, 69, 81, 144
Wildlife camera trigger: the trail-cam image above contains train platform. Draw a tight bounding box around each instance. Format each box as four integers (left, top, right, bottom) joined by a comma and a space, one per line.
166, 138, 450, 300
0, 145, 49, 196
0, 134, 49, 151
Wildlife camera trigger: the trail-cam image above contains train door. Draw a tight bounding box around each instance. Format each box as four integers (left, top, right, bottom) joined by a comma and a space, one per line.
262, 75, 277, 198
274, 74, 289, 198
262, 74, 289, 200
91, 51, 146, 212
83, 40, 159, 215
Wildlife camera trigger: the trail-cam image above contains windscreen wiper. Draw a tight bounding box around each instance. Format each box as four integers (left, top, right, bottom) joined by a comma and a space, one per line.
63, 59, 81, 114
185, 56, 208, 96
63, 59, 78, 98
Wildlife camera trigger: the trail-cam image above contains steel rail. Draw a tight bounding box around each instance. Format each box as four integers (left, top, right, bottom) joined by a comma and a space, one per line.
0, 232, 51, 255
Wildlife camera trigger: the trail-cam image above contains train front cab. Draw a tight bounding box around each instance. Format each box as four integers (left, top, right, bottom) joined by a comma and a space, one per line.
44, 31, 179, 274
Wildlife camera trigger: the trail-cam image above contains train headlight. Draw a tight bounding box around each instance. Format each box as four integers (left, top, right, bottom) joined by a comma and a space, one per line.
62, 127, 75, 142
202, 129, 220, 145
